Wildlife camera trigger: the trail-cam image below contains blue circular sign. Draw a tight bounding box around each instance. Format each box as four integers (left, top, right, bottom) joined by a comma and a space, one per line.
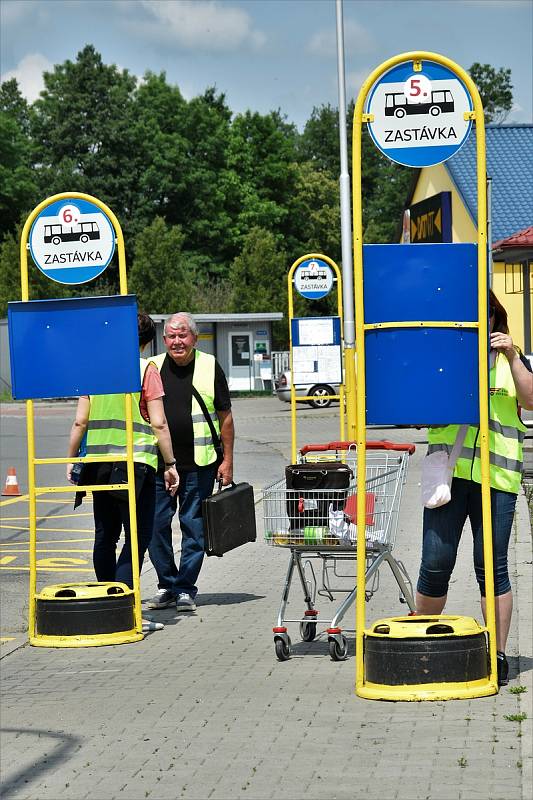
29, 198, 116, 284
365, 60, 473, 167
294, 259, 334, 300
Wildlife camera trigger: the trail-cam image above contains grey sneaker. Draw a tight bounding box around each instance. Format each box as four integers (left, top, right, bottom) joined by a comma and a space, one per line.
176, 592, 196, 612
147, 588, 175, 609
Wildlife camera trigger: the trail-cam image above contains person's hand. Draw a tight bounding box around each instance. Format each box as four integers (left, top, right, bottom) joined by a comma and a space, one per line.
490, 331, 516, 361
66, 463, 74, 483
164, 466, 179, 496
217, 458, 233, 487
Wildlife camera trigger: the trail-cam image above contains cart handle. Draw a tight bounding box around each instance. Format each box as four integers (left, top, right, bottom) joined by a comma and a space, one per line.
299, 440, 416, 455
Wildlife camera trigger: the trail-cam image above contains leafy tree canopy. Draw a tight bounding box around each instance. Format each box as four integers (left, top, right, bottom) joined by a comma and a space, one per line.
468, 63, 513, 124
0, 46, 515, 321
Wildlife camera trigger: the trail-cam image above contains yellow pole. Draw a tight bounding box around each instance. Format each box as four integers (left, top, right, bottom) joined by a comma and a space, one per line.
344, 346, 357, 441
352, 51, 494, 694
287, 264, 297, 463
19, 192, 143, 641
26, 400, 37, 639
124, 394, 142, 633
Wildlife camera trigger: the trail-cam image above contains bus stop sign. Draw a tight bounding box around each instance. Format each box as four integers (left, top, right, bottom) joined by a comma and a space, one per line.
29, 197, 116, 284
294, 258, 334, 300
365, 59, 473, 167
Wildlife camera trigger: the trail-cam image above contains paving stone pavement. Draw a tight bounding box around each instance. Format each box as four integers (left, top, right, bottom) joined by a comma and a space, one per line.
1, 411, 531, 800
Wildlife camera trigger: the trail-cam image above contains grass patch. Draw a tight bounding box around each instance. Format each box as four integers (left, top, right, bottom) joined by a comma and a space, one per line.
509, 685, 528, 695
523, 480, 533, 527
504, 713, 527, 722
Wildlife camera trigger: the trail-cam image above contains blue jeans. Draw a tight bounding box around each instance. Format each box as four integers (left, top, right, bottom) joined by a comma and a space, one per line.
417, 477, 516, 598
148, 467, 217, 599
92, 467, 156, 590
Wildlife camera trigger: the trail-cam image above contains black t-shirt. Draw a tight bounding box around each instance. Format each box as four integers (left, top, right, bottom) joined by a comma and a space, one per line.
159, 353, 231, 471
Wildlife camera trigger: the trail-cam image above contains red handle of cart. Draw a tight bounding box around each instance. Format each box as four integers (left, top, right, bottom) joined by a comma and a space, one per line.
300, 441, 416, 455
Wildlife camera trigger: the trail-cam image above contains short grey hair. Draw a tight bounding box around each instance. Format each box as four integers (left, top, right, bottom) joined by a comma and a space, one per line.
164, 312, 199, 338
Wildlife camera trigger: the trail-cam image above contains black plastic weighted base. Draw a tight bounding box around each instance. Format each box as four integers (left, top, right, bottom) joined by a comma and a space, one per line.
36, 594, 134, 636
365, 633, 488, 685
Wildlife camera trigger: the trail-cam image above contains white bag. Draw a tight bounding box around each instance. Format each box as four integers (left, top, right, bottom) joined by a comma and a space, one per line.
421, 425, 468, 509
421, 450, 454, 508
328, 504, 348, 540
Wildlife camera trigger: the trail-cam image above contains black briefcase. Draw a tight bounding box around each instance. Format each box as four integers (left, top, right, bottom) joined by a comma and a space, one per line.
285, 462, 353, 531
203, 481, 257, 557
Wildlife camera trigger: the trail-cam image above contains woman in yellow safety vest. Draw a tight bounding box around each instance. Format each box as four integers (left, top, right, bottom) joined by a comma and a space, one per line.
416, 290, 533, 685
66, 314, 179, 633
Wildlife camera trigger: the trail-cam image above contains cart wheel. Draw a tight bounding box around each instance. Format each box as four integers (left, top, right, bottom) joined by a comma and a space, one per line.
300, 621, 317, 642
329, 634, 348, 661
275, 636, 291, 661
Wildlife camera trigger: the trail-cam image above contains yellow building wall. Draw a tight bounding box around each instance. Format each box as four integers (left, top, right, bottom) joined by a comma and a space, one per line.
411, 164, 477, 243
410, 165, 528, 350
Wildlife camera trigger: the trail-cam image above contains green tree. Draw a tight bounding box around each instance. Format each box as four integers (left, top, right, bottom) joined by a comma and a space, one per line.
298, 103, 341, 175
190, 277, 235, 314
131, 71, 189, 237
229, 226, 287, 313
286, 162, 341, 263
468, 63, 513, 124
0, 228, 72, 315
297, 101, 410, 244
173, 88, 237, 272
129, 217, 196, 313
0, 80, 37, 239
363, 156, 412, 243
30, 46, 141, 243
228, 110, 299, 249
229, 226, 289, 348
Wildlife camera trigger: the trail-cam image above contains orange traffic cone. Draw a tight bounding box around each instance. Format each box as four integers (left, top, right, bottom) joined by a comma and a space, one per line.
2, 467, 21, 496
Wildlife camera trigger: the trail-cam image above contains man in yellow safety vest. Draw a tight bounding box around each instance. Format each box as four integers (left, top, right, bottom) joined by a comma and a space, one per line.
147, 312, 234, 613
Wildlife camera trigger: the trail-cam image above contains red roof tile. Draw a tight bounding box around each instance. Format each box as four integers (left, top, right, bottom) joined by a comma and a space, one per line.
493, 225, 533, 249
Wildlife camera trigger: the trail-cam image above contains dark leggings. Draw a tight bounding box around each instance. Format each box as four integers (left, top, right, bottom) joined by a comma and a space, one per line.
92, 467, 155, 589
417, 478, 516, 598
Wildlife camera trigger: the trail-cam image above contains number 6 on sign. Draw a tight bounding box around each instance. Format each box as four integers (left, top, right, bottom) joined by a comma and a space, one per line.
61, 205, 80, 226
403, 74, 432, 103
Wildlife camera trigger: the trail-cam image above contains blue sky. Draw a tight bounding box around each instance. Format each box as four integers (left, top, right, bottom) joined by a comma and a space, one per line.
1, 0, 531, 129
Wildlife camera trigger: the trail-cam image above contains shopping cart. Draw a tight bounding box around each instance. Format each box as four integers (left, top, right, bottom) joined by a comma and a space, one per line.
262, 441, 416, 661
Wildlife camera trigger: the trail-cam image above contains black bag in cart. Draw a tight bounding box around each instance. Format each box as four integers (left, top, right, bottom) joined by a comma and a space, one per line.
285, 462, 353, 531
203, 481, 257, 557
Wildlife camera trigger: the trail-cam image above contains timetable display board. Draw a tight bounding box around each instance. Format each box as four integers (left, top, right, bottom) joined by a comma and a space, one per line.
290, 316, 342, 385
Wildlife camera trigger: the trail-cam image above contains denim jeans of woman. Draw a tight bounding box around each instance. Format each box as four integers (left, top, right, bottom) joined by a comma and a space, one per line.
417, 477, 516, 598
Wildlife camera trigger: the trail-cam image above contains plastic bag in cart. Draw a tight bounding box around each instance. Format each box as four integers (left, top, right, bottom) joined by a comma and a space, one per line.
328, 505, 356, 544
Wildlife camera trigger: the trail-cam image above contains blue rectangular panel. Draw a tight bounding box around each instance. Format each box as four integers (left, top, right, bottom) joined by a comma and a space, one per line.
8, 295, 141, 399
363, 243, 482, 425
363, 243, 478, 323
365, 329, 479, 425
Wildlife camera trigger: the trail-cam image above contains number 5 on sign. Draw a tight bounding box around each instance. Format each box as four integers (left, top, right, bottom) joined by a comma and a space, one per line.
403, 74, 432, 103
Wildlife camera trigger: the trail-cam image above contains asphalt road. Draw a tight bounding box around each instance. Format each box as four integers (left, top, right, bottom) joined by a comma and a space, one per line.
1, 396, 530, 641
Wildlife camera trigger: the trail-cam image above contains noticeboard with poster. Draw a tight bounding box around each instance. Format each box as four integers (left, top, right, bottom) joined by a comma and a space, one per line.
290, 316, 342, 385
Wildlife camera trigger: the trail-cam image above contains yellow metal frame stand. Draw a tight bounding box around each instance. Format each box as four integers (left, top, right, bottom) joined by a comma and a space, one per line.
21, 191, 143, 647
287, 254, 346, 463
352, 53, 497, 699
